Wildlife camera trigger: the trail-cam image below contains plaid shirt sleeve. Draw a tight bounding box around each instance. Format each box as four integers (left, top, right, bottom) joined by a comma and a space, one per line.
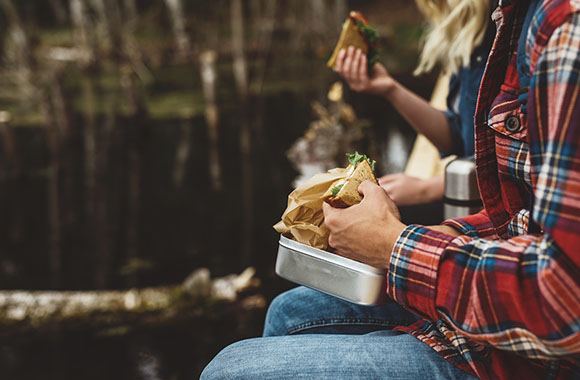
387, 12, 580, 361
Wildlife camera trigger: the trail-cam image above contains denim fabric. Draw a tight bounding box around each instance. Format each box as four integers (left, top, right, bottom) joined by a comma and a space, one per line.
443, 22, 496, 157
263, 286, 421, 336
201, 287, 477, 380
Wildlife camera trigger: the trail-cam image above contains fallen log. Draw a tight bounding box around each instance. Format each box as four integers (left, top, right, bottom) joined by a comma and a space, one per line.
0, 267, 265, 336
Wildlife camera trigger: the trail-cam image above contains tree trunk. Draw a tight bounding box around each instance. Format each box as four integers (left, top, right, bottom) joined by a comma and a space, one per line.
0, 0, 34, 100
249, 0, 277, 95
164, 0, 191, 61
231, 0, 248, 97
121, 68, 145, 289
81, 75, 106, 289
0, 111, 23, 244
50, 68, 73, 143
88, 0, 112, 53
0, 111, 21, 178
231, 0, 254, 267
288, 0, 305, 52
40, 92, 63, 290
122, 0, 151, 81
95, 95, 115, 289
103, 0, 124, 60
248, 0, 277, 148
310, 0, 326, 37
199, 50, 222, 191
49, 68, 78, 257
48, 0, 68, 25
173, 117, 192, 189
334, 0, 348, 25
69, 0, 96, 68
82, 75, 97, 229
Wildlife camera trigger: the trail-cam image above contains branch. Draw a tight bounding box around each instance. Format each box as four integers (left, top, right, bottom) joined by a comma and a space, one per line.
0, 267, 264, 336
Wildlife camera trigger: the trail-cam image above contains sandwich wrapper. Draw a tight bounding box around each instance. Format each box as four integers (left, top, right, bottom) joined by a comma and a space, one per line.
273, 163, 388, 306
273, 167, 348, 250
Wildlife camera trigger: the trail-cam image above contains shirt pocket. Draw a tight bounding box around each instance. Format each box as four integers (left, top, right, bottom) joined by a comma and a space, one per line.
486, 86, 528, 141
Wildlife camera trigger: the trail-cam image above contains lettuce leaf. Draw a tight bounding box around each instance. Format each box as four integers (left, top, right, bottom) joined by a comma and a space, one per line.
357, 21, 381, 68
346, 151, 376, 171
330, 183, 344, 196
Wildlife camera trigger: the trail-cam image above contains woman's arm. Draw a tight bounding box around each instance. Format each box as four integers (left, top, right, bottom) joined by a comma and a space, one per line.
379, 173, 445, 205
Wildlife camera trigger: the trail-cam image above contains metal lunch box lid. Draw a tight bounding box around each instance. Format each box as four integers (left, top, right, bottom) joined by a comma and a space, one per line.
278, 235, 386, 275
276, 235, 387, 305
444, 156, 481, 201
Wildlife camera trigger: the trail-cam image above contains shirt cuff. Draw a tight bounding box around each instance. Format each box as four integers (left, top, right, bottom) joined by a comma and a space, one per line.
441, 209, 498, 239
441, 218, 480, 238
387, 224, 457, 321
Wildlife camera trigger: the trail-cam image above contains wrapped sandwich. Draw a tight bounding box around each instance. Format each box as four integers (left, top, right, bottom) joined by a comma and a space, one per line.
322, 152, 378, 208
327, 11, 380, 71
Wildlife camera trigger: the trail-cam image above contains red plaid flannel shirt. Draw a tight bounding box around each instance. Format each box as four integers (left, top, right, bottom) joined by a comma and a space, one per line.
387, 1, 580, 378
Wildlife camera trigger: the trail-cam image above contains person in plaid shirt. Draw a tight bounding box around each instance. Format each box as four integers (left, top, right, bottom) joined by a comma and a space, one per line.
202, 0, 580, 379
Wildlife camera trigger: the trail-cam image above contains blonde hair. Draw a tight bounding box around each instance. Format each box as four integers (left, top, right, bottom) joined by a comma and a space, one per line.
414, 0, 493, 75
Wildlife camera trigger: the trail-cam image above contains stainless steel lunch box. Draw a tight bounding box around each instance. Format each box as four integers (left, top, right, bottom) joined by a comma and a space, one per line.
275, 235, 387, 305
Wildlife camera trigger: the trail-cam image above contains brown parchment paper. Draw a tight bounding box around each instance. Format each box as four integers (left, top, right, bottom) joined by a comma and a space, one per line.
273, 167, 348, 249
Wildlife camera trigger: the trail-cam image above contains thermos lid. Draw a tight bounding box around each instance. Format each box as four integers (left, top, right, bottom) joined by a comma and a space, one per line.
444, 157, 481, 201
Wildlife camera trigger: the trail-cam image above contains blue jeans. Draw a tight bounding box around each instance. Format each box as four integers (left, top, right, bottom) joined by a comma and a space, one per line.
201, 286, 477, 380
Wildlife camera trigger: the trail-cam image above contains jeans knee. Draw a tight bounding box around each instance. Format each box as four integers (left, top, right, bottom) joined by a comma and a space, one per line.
263, 287, 311, 336
200, 341, 240, 380
263, 291, 291, 336
200, 339, 262, 380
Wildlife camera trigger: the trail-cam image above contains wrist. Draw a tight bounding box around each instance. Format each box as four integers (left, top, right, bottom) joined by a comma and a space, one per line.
385, 219, 406, 257
382, 79, 400, 101
422, 176, 445, 203
428, 224, 462, 237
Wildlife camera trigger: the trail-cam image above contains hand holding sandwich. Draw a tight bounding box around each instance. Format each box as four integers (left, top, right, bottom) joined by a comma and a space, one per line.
336, 47, 396, 98
329, 12, 453, 153
322, 180, 404, 269
323, 180, 462, 269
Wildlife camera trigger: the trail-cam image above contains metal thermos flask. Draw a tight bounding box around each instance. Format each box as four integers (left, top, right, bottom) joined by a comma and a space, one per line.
444, 156, 483, 219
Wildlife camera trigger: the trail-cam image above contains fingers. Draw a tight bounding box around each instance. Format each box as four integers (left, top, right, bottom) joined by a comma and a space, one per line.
322, 201, 336, 218
337, 47, 366, 82
380, 182, 394, 195
336, 48, 346, 72
359, 54, 368, 81
378, 174, 399, 185
322, 201, 340, 232
358, 180, 383, 197
358, 180, 401, 220
352, 48, 362, 80
379, 177, 399, 198
342, 46, 355, 78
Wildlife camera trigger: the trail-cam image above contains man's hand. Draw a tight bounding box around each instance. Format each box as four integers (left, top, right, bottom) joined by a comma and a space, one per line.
335, 47, 396, 97
322, 180, 405, 269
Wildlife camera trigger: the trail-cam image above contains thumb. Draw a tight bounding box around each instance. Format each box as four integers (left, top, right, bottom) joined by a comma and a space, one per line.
358, 180, 379, 196
372, 62, 388, 77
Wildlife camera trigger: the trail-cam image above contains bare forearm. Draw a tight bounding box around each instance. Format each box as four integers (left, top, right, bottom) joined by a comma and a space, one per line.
384, 81, 453, 153
420, 175, 445, 203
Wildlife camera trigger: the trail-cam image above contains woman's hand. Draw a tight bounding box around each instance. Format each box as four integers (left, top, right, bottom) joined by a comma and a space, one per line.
335, 46, 396, 97
379, 173, 444, 206
322, 180, 405, 269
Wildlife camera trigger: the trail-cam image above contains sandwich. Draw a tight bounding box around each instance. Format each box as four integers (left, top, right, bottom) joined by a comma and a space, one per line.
322, 152, 378, 208
327, 11, 380, 71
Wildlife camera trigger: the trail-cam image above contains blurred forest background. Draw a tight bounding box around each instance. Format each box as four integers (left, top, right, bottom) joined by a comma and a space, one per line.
0, 0, 435, 378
